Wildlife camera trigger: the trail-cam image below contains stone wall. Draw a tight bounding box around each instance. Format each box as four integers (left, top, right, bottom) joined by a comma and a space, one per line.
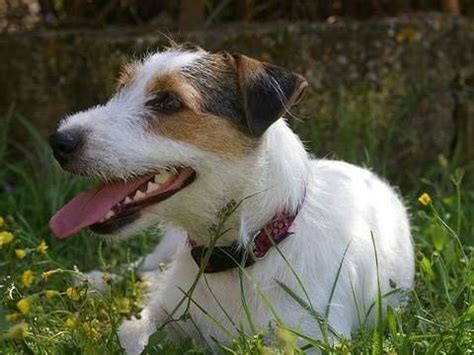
0, 15, 473, 185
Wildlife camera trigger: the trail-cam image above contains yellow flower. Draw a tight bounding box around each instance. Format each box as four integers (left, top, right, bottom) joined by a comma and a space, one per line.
15, 249, 27, 259
21, 270, 35, 288
5, 313, 20, 322
36, 240, 48, 254
42, 269, 59, 281
66, 287, 80, 301
0, 231, 13, 247
418, 193, 432, 206
5, 323, 28, 340
65, 316, 76, 328
115, 297, 131, 314
16, 298, 31, 314
45, 290, 59, 299
0, 216, 5, 227
82, 323, 99, 337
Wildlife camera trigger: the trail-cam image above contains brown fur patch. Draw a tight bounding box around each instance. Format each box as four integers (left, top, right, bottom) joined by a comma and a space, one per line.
146, 73, 201, 112
115, 62, 139, 91
233, 54, 265, 84
150, 109, 254, 158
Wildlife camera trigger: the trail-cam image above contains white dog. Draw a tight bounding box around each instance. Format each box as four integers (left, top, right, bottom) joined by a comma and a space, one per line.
49, 44, 414, 354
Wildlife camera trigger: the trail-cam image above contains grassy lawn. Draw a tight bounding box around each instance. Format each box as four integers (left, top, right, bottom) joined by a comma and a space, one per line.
0, 113, 472, 354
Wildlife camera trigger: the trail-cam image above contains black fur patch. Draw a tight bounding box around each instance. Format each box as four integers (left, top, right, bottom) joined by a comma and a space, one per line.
181, 54, 244, 126
180, 52, 306, 138
244, 63, 301, 137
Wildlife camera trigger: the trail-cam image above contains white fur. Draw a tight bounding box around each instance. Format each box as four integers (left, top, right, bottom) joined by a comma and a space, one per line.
59, 48, 414, 354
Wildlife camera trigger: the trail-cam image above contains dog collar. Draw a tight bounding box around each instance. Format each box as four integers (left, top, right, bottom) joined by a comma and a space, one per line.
189, 210, 298, 273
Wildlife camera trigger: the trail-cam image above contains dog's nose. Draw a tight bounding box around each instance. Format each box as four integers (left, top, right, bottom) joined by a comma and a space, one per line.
49, 130, 82, 164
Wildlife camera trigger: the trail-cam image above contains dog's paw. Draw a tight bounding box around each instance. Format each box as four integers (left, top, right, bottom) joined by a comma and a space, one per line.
74, 270, 120, 293
118, 315, 156, 355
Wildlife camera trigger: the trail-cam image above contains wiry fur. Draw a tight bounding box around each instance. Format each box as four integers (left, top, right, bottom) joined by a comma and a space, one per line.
55, 46, 414, 354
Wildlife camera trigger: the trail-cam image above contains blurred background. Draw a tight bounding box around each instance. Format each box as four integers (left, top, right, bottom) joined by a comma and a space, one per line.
0, 0, 473, 189
1, 0, 473, 31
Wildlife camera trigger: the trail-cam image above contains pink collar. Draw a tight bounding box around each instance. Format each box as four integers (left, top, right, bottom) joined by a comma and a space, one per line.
189, 210, 299, 273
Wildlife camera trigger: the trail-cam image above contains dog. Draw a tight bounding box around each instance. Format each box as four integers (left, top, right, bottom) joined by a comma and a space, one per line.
49, 43, 415, 354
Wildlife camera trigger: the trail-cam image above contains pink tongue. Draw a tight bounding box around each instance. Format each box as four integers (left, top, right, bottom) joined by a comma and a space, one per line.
49, 175, 152, 239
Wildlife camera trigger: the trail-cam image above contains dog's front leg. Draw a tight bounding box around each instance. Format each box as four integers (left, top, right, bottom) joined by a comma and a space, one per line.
135, 226, 186, 273
118, 267, 185, 355
119, 248, 199, 355
134, 227, 187, 289
118, 302, 164, 355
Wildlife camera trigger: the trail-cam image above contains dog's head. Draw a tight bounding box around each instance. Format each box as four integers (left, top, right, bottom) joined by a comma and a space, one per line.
49, 44, 307, 240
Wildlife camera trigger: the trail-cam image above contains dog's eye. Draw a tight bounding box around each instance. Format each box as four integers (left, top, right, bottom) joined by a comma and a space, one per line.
146, 92, 182, 114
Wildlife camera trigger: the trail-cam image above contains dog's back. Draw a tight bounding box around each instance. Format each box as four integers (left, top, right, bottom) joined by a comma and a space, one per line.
303, 159, 414, 330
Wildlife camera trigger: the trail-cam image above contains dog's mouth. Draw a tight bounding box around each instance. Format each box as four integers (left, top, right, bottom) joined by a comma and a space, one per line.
49, 167, 196, 239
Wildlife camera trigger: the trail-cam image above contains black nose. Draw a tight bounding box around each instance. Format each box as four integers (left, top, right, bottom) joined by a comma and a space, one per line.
49, 130, 82, 164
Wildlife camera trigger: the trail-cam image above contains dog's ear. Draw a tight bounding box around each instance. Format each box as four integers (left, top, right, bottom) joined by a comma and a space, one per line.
229, 54, 308, 137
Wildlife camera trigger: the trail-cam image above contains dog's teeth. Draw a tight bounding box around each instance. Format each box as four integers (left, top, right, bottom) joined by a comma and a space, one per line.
154, 171, 173, 185
146, 182, 159, 194
124, 196, 132, 204
134, 190, 146, 200
105, 210, 115, 219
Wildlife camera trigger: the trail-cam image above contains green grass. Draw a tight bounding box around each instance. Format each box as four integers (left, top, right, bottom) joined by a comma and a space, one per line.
0, 112, 472, 354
